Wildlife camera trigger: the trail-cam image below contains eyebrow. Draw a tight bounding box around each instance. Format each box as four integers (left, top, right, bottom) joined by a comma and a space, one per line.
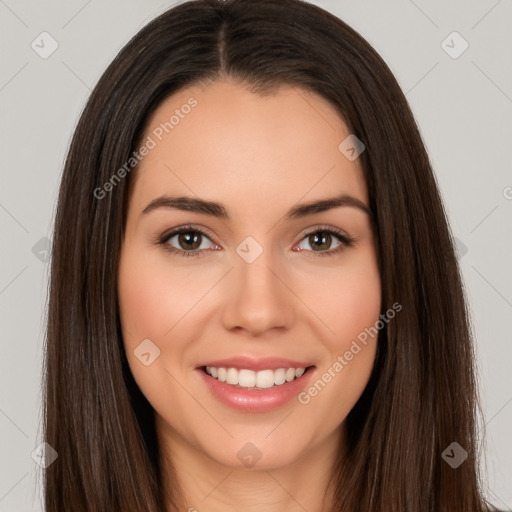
140, 193, 372, 220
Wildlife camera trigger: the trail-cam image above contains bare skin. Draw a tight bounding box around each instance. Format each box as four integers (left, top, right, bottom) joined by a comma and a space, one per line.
118, 77, 381, 512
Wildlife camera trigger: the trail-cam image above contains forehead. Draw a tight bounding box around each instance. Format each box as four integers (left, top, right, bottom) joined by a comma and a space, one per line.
129, 78, 368, 217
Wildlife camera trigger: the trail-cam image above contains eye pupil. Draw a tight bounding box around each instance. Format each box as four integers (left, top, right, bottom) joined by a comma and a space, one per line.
310, 231, 331, 251
179, 232, 201, 250
165, 227, 346, 257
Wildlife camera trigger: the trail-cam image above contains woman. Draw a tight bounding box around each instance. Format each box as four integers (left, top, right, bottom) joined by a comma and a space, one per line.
43, 0, 494, 510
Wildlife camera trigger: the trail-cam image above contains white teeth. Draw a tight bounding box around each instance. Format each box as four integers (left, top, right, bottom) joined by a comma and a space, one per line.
217, 367, 227, 382
256, 369, 275, 389
238, 369, 256, 387
274, 368, 286, 385
204, 366, 308, 389
295, 367, 305, 378
226, 367, 238, 385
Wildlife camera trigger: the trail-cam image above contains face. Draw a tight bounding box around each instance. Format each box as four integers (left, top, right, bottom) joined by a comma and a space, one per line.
118, 78, 381, 471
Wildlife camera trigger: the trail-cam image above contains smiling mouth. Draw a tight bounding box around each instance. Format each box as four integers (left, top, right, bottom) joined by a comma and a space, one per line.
200, 365, 315, 390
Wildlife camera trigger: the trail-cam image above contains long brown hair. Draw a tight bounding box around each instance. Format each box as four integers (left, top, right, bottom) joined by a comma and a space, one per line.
43, 0, 493, 510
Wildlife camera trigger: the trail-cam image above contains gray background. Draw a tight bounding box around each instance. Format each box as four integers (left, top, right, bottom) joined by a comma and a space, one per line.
0, 0, 511, 510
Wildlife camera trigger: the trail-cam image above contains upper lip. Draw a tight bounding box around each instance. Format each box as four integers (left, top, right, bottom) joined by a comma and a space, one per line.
197, 356, 315, 371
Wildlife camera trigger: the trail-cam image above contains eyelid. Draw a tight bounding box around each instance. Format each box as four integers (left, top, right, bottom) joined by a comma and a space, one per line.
293, 224, 355, 257
157, 223, 355, 258
159, 223, 218, 245
157, 224, 219, 258
296, 224, 352, 244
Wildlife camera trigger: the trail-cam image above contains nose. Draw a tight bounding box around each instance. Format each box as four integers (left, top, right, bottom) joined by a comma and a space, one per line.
220, 248, 295, 336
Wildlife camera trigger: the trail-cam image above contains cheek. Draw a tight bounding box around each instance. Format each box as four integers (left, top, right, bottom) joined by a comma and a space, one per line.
117, 244, 224, 403
331, 265, 381, 344
297, 250, 381, 348
117, 247, 196, 410
118, 247, 207, 341
294, 250, 381, 415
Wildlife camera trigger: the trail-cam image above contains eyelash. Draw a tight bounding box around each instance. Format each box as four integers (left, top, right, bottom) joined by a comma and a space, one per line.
156, 224, 355, 259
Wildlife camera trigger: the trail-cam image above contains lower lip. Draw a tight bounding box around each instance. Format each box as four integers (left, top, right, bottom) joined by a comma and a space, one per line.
196, 367, 316, 413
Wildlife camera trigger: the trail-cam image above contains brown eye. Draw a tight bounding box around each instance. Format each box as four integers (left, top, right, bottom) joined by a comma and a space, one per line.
295, 226, 354, 257
176, 231, 203, 251
307, 231, 336, 251
160, 226, 218, 257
